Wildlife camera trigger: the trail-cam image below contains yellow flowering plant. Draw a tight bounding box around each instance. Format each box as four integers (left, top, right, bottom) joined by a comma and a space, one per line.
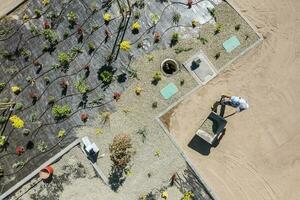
120, 40, 131, 51
11, 86, 21, 94
131, 22, 141, 31
103, 13, 111, 22
9, 115, 24, 129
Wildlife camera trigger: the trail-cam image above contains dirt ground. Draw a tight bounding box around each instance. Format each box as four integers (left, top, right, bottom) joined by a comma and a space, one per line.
167, 0, 300, 200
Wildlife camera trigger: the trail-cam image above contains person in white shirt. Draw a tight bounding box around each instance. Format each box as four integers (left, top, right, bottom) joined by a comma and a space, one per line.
220, 95, 249, 112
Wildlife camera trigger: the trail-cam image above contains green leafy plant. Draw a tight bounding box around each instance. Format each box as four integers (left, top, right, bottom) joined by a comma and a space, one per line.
150, 13, 160, 25
34, 9, 41, 18
52, 104, 72, 119
182, 191, 194, 200
99, 70, 113, 84
57, 129, 65, 138
15, 102, 23, 111
75, 78, 89, 94
88, 41, 95, 53
171, 32, 179, 45
0, 136, 6, 146
20, 49, 31, 60
67, 11, 77, 26
30, 112, 37, 122
172, 12, 181, 25
43, 29, 58, 46
58, 52, 71, 67
0, 82, 5, 91
37, 140, 47, 152
214, 23, 222, 34
12, 161, 25, 169
134, 11, 141, 19
152, 71, 162, 83
30, 26, 40, 35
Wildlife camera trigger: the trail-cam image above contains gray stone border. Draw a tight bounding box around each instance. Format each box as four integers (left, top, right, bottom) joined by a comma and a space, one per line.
0, 138, 81, 200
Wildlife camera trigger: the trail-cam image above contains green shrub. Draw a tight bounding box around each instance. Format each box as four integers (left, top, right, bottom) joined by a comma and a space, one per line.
75, 78, 89, 94
20, 49, 31, 60
42, 29, 58, 46
15, 102, 23, 111
153, 71, 162, 82
34, 9, 41, 18
67, 11, 77, 25
172, 12, 181, 25
58, 52, 71, 66
52, 104, 72, 119
0, 82, 5, 91
0, 116, 7, 124
171, 32, 179, 45
99, 71, 113, 84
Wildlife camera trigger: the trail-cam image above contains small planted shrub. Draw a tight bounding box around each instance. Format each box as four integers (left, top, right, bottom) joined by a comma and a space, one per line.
192, 19, 197, 28
101, 111, 111, 123
22, 128, 31, 136
0, 136, 6, 147
75, 78, 89, 94
48, 96, 55, 105
11, 86, 21, 95
67, 11, 77, 26
41, 0, 50, 6
20, 49, 31, 60
134, 11, 140, 19
214, 23, 222, 34
22, 14, 29, 23
43, 29, 58, 46
0, 82, 6, 91
152, 101, 158, 108
131, 22, 141, 34
113, 92, 121, 101
152, 71, 162, 84
37, 140, 47, 152
135, 86, 143, 95
103, 13, 111, 24
154, 32, 161, 43
44, 76, 50, 85
187, 0, 193, 8
171, 32, 179, 46
0, 116, 7, 125
15, 102, 23, 111
52, 104, 72, 119
120, 40, 131, 51
9, 115, 24, 129
88, 41, 95, 54
80, 113, 88, 122
182, 191, 194, 200
215, 52, 221, 60
235, 24, 241, 31
109, 134, 134, 169
63, 31, 69, 39
150, 13, 160, 25
99, 70, 113, 84
30, 112, 37, 122
34, 9, 41, 18
172, 12, 181, 25
58, 52, 71, 67
57, 129, 65, 138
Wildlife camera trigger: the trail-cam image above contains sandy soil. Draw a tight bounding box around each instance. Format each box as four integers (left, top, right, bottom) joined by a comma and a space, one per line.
167, 0, 300, 200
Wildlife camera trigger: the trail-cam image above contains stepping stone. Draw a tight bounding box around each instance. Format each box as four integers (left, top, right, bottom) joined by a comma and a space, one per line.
223, 36, 241, 53
160, 83, 178, 100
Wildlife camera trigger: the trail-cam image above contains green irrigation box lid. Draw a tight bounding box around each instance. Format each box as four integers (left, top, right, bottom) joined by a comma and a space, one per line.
160, 83, 178, 100
223, 36, 241, 53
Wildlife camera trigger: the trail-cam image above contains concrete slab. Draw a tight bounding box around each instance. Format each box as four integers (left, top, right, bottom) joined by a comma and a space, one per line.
183, 51, 217, 85
0, 0, 26, 18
